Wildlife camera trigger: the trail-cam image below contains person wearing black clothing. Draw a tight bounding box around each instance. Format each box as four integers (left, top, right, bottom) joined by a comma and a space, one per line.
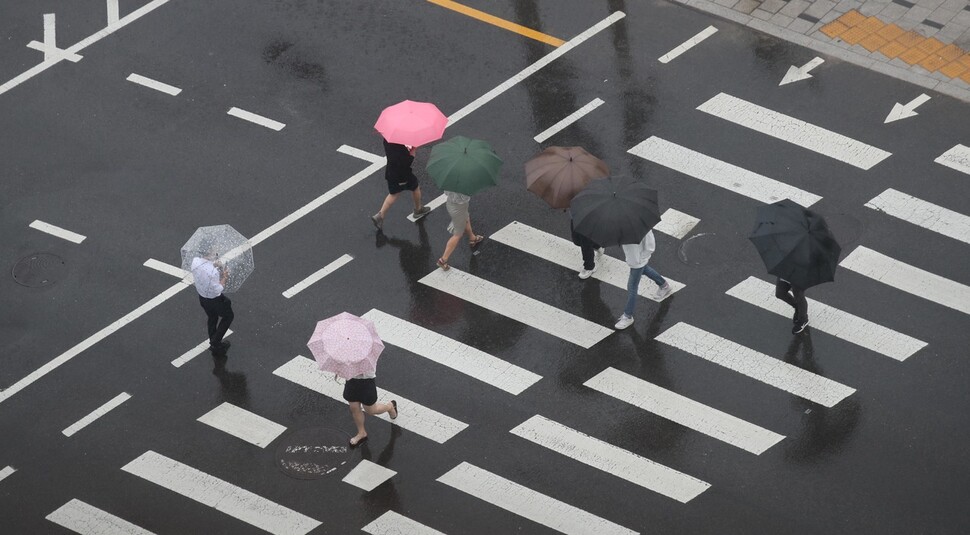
371, 139, 430, 229
775, 278, 809, 334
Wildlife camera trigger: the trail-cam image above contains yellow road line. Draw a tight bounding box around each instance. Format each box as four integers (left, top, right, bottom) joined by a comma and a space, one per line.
427, 0, 565, 47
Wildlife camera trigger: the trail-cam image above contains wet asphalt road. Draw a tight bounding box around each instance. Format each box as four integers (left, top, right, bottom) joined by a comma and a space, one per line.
2, 0, 970, 533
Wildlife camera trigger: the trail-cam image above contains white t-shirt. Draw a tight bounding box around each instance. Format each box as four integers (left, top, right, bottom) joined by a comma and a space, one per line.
621, 231, 656, 269
191, 257, 224, 298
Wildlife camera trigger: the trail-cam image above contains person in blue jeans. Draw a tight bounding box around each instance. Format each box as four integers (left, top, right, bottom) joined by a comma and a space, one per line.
615, 230, 671, 330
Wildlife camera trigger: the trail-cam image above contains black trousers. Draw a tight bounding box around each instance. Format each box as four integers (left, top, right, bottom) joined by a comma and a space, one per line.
775, 279, 808, 324
199, 294, 234, 345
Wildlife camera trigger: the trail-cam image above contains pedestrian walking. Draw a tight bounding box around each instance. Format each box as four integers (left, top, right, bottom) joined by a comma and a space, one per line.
436, 190, 484, 270
371, 138, 431, 230
570, 210, 605, 279
775, 278, 809, 333
614, 230, 671, 330
342, 372, 398, 447
191, 252, 234, 353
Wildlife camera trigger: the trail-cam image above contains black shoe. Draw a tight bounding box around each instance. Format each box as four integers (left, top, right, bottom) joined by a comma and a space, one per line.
210, 340, 231, 352
792, 320, 809, 334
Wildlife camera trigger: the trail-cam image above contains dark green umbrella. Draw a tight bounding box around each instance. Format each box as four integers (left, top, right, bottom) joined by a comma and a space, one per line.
749, 199, 841, 289
426, 136, 503, 195
570, 176, 661, 247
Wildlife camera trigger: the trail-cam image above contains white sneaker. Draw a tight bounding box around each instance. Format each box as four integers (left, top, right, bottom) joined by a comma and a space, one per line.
578, 268, 594, 280
655, 282, 672, 299
614, 314, 634, 330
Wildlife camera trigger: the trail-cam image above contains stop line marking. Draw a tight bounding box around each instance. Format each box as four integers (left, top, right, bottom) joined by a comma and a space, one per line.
126, 73, 182, 96
227, 107, 286, 131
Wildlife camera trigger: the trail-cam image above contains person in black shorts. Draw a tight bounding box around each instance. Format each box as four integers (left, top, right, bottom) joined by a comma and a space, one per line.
371, 138, 431, 230
342, 372, 398, 447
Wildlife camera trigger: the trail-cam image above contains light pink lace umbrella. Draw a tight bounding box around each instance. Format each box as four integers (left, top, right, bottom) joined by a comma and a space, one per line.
374, 100, 447, 147
307, 312, 384, 379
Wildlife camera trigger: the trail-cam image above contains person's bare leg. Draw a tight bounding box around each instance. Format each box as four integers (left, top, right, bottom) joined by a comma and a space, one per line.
349, 402, 367, 444
378, 193, 399, 219
464, 219, 477, 243
411, 187, 423, 211
441, 234, 461, 263
362, 401, 396, 417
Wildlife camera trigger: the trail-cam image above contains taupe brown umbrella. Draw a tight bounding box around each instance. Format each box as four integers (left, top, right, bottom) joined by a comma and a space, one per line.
525, 146, 609, 209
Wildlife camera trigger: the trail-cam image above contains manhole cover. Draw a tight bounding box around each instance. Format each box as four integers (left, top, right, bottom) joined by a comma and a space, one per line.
275, 427, 352, 480
678, 232, 748, 266
12, 253, 66, 287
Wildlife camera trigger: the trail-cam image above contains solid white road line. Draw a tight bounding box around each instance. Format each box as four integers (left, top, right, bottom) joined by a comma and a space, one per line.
363, 511, 446, 535
629, 136, 822, 207
27, 14, 83, 63
171, 330, 233, 368
659, 25, 718, 63
227, 107, 286, 131
143, 258, 190, 279
29, 220, 86, 243
407, 194, 447, 222
935, 144, 970, 176
491, 221, 685, 301
840, 246, 970, 316
726, 277, 926, 361
447, 11, 625, 126
62, 392, 131, 437
437, 462, 637, 535
419, 267, 614, 348
511, 415, 710, 503
362, 309, 542, 395
273, 356, 468, 444
865, 188, 970, 245
282, 254, 353, 298
126, 73, 181, 96
337, 144, 385, 165
342, 460, 396, 492
1, 0, 172, 97
122, 451, 321, 535
0, 466, 16, 484
655, 323, 856, 407
585, 368, 784, 455
534, 98, 605, 143
654, 208, 700, 239
107, 0, 120, 24
696, 93, 892, 170
47, 499, 154, 535
197, 402, 286, 448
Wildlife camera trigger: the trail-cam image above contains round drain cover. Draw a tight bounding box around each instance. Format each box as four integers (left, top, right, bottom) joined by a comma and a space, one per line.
12, 253, 66, 287
678, 232, 748, 266
275, 427, 352, 480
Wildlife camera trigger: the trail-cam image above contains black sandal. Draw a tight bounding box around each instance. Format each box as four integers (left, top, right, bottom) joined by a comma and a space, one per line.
390, 400, 398, 420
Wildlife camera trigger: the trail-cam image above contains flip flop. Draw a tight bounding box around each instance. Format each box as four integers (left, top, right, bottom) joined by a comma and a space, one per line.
469, 235, 485, 247
349, 435, 368, 448
390, 400, 398, 420
436, 258, 450, 271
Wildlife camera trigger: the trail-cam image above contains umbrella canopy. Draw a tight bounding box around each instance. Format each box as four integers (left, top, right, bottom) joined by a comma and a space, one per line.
307, 312, 385, 380
374, 100, 447, 147
749, 199, 842, 289
525, 146, 609, 209
426, 136, 503, 196
180, 224, 254, 293
570, 176, 661, 247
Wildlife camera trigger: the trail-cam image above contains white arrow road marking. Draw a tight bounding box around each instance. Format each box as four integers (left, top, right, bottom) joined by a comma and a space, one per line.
780, 57, 824, 85
885, 93, 930, 123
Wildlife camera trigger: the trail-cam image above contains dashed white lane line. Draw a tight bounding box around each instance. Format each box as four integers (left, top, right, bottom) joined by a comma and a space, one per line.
511, 415, 711, 503
273, 356, 468, 444
197, 402, 286, 448
585, 367, 784, 455
282, 254, 353, 298
659, 25, 718, 63
534, 98, 605, 143
696, 93, 892, 170
419, 267, 614, 348
227, 107, 286, 131
122, 450, 322, 535
62, 392, 131, 437
29, 220, 86, 243
437, 462, 637, 535
171, 330, 234, 368
143, 258, 190, 280
361, 309, 542, 395
628, 136, 822, 207
726, 277, 926, 361
655, 322, 856, 408
490, 221, 685, 301
407, 194, 447, 222
363, 511, 446, 535
935, 144, 970, 176
840, 246, 970, 316
653, 208, 700, 239
126, 73, 181, 96
47, 498, 155, 535
337, 144, 385, 165
0, 466, 16, 484
865, 188, 970, 245
342, 460, 396, 492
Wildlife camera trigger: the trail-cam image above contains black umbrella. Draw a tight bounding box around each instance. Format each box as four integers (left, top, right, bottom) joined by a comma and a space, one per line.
749, 199, 841, 289
570, 176, 661, 247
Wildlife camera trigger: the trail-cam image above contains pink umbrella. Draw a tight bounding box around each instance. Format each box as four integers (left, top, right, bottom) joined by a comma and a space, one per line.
374, 100, 448, 147
307, 312, 384, 379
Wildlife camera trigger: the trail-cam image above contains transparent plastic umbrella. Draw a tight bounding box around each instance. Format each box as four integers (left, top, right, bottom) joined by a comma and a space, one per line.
180, 224, 254, 293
